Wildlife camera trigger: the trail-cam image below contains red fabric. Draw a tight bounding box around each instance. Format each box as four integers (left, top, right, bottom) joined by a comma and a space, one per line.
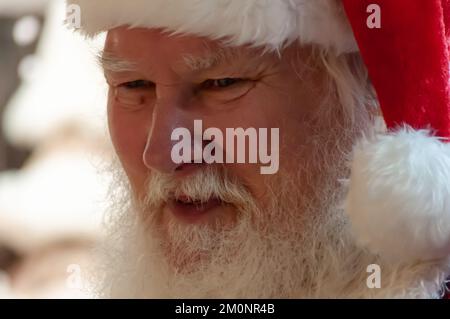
443, 0, 450, 46
342, 0, 450, 138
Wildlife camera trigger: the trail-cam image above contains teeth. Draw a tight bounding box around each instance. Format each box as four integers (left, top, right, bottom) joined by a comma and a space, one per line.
173, 193, 220, 205
176, 195, 200, 204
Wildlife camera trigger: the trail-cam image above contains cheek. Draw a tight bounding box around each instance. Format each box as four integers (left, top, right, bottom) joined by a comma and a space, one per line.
222, 86, 315, 200
107, 94, 150, 186
200, 93, 287, 203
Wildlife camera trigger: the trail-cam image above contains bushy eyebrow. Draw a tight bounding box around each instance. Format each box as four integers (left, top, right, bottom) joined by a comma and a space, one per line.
180, 47, 242, 73
97, 50, 138, 73
98, 46, 264, 77
180, 46, 276, 78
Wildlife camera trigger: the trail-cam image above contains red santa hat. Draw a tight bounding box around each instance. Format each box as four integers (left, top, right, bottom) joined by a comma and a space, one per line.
67, 0, 450, 263
342, 0, 450, 263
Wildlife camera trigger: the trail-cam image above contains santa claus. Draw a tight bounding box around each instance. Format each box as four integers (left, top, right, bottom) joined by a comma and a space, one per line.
66, 0, 450, 298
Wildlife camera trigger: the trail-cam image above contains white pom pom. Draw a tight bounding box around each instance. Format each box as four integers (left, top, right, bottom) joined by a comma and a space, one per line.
346, 128, 450, 263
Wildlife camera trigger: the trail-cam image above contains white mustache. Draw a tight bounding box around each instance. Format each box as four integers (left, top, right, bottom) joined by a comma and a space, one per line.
143, 166, 254, 209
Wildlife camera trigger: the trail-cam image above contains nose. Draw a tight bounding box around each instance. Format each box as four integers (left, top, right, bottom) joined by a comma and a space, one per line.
142, 106, 179, 174
142, 92, 210, 175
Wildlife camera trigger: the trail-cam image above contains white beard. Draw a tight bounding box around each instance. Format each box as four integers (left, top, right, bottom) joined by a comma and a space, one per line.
92, 119, 449, 299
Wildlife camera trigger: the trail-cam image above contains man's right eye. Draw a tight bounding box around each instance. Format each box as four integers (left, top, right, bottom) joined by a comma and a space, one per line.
120, 80, 154, 89
114, 80, 156, 107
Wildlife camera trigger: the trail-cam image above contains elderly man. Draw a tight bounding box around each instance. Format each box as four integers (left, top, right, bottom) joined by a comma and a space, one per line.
67, 0, 450, 298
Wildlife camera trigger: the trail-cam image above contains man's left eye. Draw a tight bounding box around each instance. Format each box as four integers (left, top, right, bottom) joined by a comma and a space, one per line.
202, 78, 242, 89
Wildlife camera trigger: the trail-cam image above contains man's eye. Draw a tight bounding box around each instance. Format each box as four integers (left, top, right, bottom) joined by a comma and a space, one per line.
113, 79, 156, 107
202, 78, 242, 89
120, 80, 154, 89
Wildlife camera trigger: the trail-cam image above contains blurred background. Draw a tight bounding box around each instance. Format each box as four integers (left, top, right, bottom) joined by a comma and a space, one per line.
0, 0, 112, 298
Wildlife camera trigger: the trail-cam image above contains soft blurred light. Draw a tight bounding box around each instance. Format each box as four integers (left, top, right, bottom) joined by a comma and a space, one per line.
17, 54, 39, 81
3, 1, 107, 148
0, 0, 109, 298
13, 15, 41, 46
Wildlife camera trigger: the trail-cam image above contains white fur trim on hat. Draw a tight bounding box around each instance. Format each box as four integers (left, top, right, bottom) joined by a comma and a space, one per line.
346, 128, 450, 263
66, 0, 357, 53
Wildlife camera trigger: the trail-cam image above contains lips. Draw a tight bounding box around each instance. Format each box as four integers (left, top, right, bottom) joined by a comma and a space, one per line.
167, 195, 223, 223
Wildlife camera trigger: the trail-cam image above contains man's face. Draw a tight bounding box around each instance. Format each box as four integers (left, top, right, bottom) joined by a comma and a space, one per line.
103, 27, 332, 226
100, 27, 355, 297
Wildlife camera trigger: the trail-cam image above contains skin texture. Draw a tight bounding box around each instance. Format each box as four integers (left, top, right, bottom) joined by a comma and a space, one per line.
103, 27, 333, 227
